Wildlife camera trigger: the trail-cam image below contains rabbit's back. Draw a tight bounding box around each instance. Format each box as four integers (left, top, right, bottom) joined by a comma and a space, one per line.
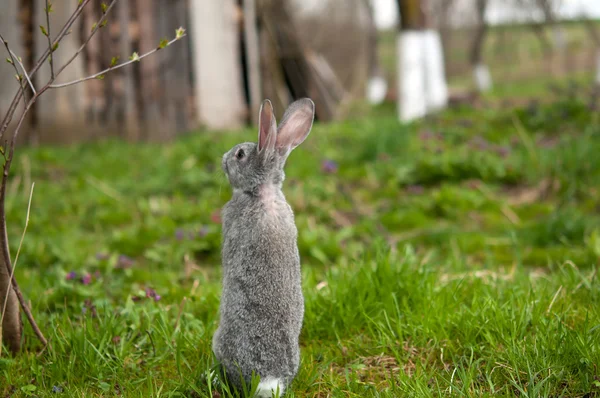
214, 188, 304, 391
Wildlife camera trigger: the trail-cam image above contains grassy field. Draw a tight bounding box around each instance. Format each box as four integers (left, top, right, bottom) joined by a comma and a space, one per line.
1, 77, 600, 397
377, 20, 600, 93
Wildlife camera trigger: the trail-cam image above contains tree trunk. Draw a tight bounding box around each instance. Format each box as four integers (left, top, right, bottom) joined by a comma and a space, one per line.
0, 0, 23, 356
396, 0, 425, 121
117, 0, 140, 141
188, 0, 246, 129
243, 0, 262, 124
136, 0, 163, 140
397, 0, 425, 30
470, 0, 492, 92
35, 0, 87, 144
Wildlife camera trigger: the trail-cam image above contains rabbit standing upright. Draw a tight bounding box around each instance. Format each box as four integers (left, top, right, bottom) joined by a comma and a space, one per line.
213, 98, 315, 397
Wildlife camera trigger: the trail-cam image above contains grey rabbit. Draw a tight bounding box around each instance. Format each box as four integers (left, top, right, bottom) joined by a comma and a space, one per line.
213, 98, 315, 397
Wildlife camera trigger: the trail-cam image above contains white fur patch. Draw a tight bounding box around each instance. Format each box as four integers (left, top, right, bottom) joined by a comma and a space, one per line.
255, 377, 285, 397
259, 184, 280, 215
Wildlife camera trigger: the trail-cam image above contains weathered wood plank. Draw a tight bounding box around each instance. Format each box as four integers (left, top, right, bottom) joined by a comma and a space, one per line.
34, 0, 87, 144
189, 0, 246, 129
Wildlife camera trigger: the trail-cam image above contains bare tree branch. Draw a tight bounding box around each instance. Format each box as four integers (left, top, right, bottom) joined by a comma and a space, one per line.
0, 0, 93, 141
0, 34, 29, 107
49, 35, 186, 89
45, 0, 55, 80
0, 38, 37, 98
53, 0, 118, 80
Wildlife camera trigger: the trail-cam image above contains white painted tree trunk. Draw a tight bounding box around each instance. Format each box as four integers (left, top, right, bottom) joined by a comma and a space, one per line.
396, 30, 448, 122
35, 0, 86, 143
367, 76, 387, 105
423, 29, 448, 112
473, 63, 493, 92
397, 31, 426, 122
189, 0, 245, 130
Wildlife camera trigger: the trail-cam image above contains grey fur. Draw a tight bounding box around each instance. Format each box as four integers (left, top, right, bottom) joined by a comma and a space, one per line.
213, 98, 315, 394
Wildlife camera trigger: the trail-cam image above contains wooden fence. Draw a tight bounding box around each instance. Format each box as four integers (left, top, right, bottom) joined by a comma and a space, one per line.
0, 0, 371, 145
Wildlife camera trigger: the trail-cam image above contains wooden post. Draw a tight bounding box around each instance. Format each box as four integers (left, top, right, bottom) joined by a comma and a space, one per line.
243, 0, 262, 124
34, 0, 86, 144
189, 0, 246, 130
118, 0, 139, 141
135, 0, 165, 140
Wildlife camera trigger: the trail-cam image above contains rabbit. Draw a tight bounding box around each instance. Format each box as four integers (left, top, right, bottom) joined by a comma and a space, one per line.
212, 98, 315, 397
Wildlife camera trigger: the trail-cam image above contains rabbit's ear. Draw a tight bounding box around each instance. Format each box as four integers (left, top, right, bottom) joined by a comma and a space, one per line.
276, 98, 315, 156
258, 99, 277, 153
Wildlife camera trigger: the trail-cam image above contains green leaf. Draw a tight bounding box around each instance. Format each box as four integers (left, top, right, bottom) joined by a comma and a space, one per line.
158, 38, 168, 49
91, 22, 97, 32
175, 27, 185, 39
52, 42, 59, 52
46, 2, 53, 13
101, 2, 108, 13
6, 58, 13, 64
96, 74, 105, 80
129, 52, 140, 62
110, 56, 119, 67
39, 25, 48, 36
98, 381, 111, 392
100, 19, 108, 28
20, 384, 36, 393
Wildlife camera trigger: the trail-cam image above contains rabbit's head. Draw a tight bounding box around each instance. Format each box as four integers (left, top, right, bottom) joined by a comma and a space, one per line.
222, 98, 315, 192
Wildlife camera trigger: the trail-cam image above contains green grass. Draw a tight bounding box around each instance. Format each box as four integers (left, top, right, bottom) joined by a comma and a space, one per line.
1, 78, 600, 397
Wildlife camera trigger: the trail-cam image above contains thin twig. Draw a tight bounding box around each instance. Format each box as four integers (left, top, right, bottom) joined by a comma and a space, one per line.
45, 0, 55, 80
8, 49, 37, 96
0, 0, 92, 140
0, 183, 35, 328
53, 0, 118, 79
49, 35, 186, 88
0, 34, 29, 107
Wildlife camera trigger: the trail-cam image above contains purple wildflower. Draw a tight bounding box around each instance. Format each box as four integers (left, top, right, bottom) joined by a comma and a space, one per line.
116, 255, 135, 269
66, 271, 77, 281
197, 226, 209, 238
52, 385, 63, 393
406, 185, 424, 195
95, 252, 109, 261
175, 228, 186, 241
81, 273, 92, 285
494, 146, 511, 158
418, 130, 435, 141
145, 287, 161, 301
321, 159, 338, 174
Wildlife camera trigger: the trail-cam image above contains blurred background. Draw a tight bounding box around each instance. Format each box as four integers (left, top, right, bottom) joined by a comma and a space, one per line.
1, 0, 598, 145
